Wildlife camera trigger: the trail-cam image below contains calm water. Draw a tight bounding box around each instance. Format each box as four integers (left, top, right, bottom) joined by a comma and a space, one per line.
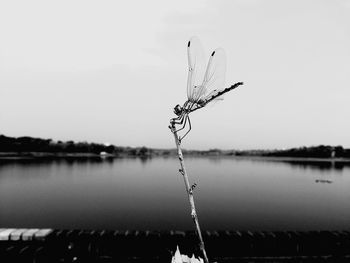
0, 157, 350, 231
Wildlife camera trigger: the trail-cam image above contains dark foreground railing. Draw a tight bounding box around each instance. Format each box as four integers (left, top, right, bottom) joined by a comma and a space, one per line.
0, 229, 350, 262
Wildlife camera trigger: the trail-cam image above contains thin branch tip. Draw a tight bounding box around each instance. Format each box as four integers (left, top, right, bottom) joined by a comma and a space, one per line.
170, 124, 209, 263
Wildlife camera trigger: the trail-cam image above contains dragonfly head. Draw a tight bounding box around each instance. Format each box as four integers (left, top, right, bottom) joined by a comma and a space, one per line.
173, 104, 183, 116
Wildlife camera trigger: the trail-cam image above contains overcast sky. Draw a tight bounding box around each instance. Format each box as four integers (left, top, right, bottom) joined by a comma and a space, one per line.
1, 0, 350, 150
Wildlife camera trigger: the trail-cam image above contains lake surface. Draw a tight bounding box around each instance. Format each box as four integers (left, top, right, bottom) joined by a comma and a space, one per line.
0, 156, 349, 231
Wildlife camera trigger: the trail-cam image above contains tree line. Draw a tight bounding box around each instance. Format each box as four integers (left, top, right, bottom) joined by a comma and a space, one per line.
1, 134, 350, 158
0, 135, 152, 156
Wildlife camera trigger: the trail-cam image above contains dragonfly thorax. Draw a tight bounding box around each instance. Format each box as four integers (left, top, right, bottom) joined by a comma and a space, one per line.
197, 99, 205, 107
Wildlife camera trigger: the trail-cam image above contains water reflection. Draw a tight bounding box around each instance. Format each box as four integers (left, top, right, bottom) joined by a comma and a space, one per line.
0, 156, 111, 166
0, 156, 349, 231
274, 159, 350, 172
3, 155, 349, 171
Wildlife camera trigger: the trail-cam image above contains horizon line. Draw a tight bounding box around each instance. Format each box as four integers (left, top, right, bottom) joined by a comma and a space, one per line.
1, 133, 348, 152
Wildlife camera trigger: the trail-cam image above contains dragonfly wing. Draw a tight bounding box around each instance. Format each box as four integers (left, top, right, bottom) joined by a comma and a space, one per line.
187, 36, 206, 101
201, 48, 226, 102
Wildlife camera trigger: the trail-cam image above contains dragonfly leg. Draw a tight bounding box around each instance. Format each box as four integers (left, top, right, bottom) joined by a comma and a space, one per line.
179, 115, 192, 142
174, 114, 188, 133
170, 112, 186, 125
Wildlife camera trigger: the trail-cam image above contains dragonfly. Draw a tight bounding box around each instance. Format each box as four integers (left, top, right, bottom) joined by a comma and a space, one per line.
170, 36, 243, 142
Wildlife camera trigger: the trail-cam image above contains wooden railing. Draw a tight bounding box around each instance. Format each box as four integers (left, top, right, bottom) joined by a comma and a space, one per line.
0, 228, 350, 262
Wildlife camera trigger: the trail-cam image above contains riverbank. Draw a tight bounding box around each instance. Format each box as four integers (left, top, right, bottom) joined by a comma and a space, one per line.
1, 151, 350, 162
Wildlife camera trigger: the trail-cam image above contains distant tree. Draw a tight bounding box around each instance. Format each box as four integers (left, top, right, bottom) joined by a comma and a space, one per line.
334, 146, 344, 157
129, 148, 137, 155
105, 145, 115, 154
139, 146, 148, 156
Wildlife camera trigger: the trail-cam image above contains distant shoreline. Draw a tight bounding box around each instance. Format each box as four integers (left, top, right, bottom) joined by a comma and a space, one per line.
1, 134, 350, 160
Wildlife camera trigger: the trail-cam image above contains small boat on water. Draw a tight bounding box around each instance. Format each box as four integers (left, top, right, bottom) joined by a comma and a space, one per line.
315, 179, 333, 184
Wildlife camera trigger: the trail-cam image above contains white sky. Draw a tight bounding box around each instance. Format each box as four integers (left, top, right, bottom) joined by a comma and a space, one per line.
1, 0, 350, 150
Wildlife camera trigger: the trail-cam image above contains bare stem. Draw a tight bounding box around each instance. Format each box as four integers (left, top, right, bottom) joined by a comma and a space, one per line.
169, 122, 209, 263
